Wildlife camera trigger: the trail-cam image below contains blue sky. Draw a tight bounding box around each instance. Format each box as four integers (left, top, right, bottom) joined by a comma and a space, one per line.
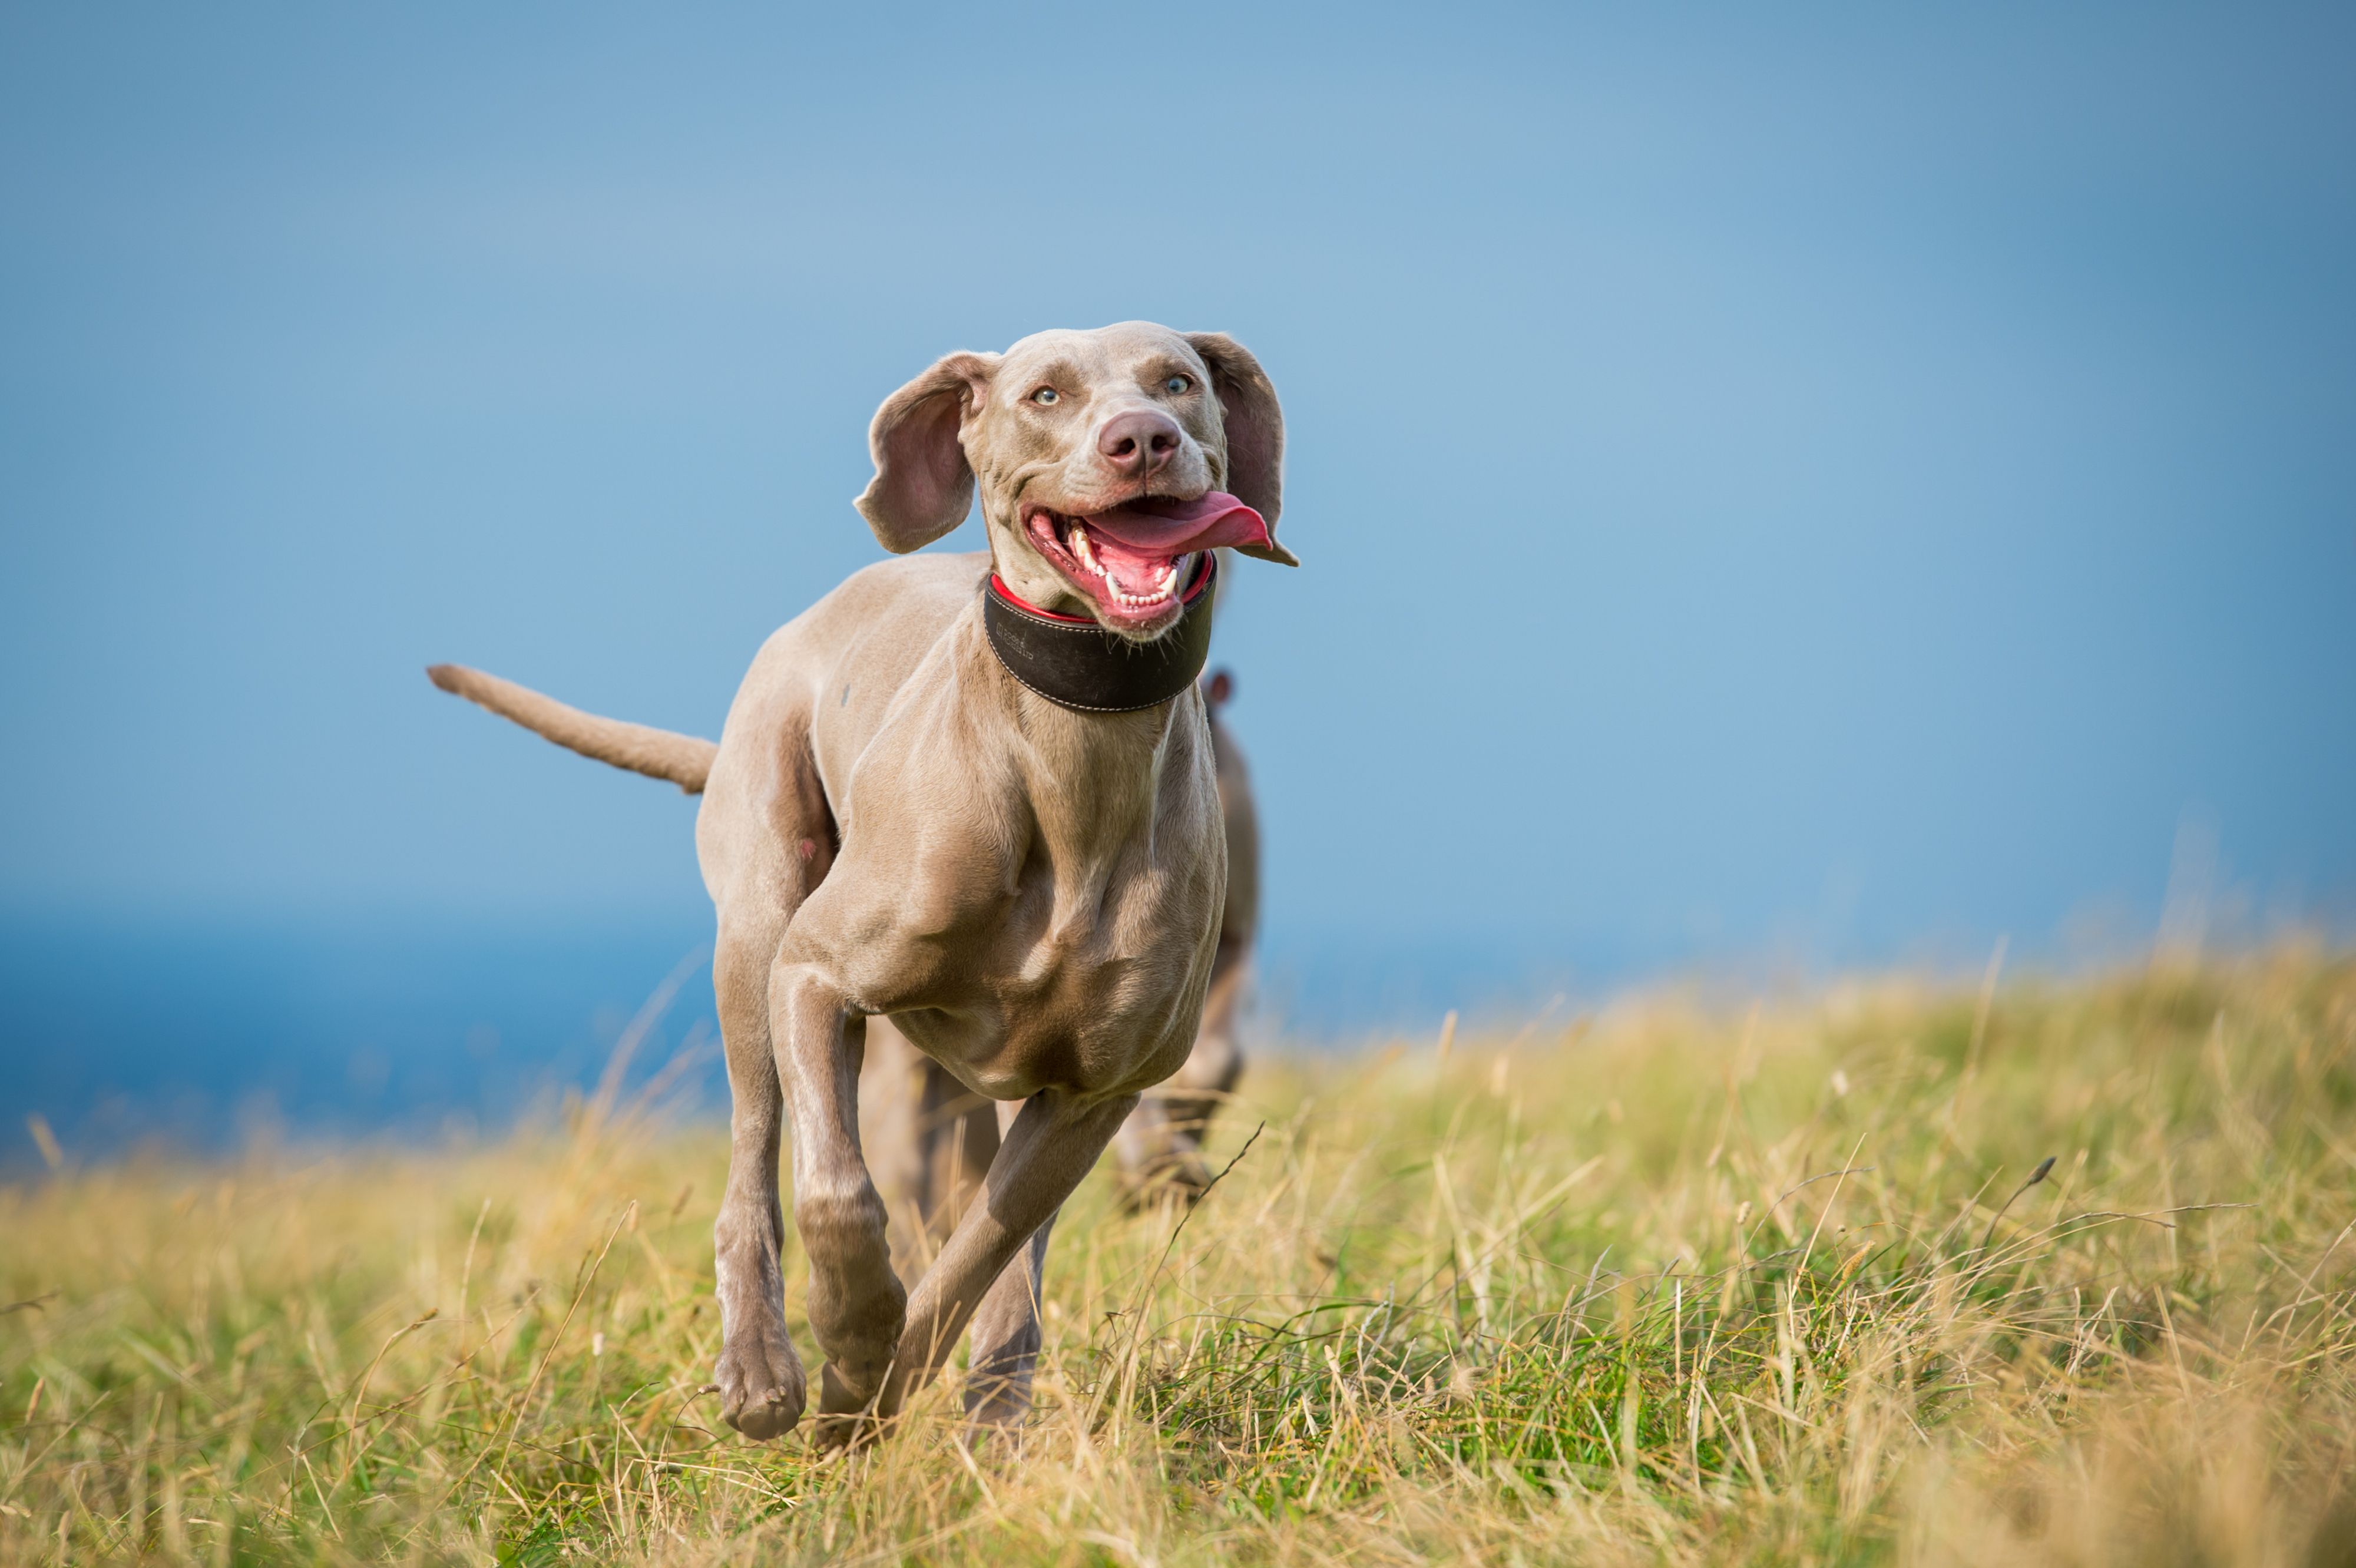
4, 2, 2352, 1007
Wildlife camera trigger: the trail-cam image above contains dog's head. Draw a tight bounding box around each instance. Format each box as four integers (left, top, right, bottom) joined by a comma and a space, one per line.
855, 322, 1295, 640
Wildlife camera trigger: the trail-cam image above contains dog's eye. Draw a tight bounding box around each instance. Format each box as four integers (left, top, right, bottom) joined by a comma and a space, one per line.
1030, 387, 1060, 406
1164, 375, 1192, 395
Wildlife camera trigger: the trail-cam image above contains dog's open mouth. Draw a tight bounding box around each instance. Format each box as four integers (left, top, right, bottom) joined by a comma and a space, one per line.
1023, 492, 1270, 629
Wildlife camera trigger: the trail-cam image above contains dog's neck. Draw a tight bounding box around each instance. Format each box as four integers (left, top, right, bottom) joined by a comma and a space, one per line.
980, 554, 1217, 714
952, 572, 1217, 898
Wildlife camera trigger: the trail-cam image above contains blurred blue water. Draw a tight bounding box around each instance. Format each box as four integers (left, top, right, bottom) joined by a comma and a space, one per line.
0, 903, 2189, 1168
0, 913, 1634, 1164
0, 915, 722, 1163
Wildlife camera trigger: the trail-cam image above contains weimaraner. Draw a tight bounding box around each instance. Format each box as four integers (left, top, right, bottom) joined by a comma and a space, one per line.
428, 322, 1290, 1445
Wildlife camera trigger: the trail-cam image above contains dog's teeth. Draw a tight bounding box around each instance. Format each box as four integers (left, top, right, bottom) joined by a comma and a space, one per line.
1070, 525, 1113, 580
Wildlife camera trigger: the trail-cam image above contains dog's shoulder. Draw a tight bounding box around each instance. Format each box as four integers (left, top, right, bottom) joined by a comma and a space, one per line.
795, 550, 988, 641
843, 548, 992, 597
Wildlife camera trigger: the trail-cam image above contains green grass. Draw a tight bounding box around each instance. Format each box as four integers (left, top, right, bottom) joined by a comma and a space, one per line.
6, 948, 2356, 1564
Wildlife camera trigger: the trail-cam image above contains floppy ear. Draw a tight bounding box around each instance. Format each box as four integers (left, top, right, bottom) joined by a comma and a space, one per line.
1186, 332, 1298, 567
853, 350, 1000, 553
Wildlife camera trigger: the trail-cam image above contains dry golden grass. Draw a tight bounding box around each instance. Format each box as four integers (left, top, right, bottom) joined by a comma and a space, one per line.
6, 949, 2356, 1565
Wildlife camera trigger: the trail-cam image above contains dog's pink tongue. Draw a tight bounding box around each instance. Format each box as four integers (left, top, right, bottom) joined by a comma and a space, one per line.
1081, 492, 1269, 555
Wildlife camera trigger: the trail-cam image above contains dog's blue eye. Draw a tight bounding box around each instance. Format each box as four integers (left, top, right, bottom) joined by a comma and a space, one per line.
1031, 387, 1059, 406
1164, 375, 1191, 394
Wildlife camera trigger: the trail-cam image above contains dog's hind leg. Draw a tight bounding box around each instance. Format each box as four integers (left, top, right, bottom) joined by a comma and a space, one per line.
962, 1095, 1061, 1428
709, 913, 809, 1440
861, 1017, 999, 1288
858, 1017, 932, 1285
703, 723, 833, 1442
963, 1207, 1057, 1428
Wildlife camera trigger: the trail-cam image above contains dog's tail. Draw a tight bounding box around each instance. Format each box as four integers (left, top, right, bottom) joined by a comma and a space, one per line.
426, 664, 717, 795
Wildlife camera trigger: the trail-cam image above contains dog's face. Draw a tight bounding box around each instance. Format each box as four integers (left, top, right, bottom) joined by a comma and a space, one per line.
856, 322, 1295, 640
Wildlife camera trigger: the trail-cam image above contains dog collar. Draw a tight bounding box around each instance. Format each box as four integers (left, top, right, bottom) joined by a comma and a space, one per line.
982, 554, 1217, 713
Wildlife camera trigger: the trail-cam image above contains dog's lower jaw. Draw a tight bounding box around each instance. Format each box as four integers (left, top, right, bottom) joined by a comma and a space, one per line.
992, 524, 1189, 643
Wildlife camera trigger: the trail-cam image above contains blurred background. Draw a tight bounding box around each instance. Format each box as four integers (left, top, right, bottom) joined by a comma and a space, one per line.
4, 2, 2351, 1155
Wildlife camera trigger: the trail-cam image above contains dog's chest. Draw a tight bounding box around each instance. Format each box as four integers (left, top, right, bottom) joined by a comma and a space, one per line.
802, 663, 1228, 1097
829, 782, 1225, 1100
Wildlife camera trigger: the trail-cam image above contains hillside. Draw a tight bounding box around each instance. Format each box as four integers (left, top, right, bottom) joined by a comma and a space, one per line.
5, 951, 2354, 1565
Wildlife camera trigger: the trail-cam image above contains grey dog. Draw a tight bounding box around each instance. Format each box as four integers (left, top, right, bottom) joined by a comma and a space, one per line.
429, 322, 1290, 1445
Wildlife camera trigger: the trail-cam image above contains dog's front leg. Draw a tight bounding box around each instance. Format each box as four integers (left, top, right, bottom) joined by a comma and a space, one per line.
772, 961, 909, 1441
867, 1089, 1138, 1440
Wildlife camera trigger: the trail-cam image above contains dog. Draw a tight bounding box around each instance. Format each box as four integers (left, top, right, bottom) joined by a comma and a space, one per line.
428, 322, 1291, 1445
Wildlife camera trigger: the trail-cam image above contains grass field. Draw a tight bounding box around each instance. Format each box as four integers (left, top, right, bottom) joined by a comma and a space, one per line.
5, 949, 2356, 1566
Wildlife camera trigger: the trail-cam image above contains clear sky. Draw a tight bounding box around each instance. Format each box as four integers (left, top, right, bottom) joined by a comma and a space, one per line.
4, 3, 2352, 1010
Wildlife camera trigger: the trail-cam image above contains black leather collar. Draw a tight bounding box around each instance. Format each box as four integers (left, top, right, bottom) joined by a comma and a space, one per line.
983, 554, 1217, 713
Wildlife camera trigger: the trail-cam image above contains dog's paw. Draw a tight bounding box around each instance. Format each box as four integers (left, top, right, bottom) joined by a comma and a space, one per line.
808, 1360, 895, 1451
1113, 1150, 1213, 1213
962, 1375, 1036, 1433
715, 1326, 806, 1441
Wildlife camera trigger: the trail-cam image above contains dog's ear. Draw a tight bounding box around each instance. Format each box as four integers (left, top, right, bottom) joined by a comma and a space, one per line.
854, 351, 1000, 553
1186, 333, 1297, 567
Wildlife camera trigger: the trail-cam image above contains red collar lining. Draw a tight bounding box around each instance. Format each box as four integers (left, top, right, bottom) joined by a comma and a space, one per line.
988, 551, 1216, 623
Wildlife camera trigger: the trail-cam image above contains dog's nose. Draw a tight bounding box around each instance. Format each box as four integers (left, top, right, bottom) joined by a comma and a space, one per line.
1096, 409, 1184, 477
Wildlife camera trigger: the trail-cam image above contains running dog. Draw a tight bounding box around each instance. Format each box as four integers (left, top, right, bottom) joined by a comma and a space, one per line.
428, 321, 1291, 1444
